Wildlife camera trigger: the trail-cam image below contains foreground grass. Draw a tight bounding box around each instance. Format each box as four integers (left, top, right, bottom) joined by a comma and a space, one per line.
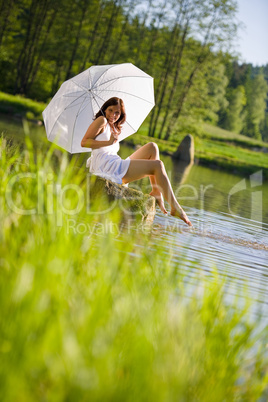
0, 130, 267, 400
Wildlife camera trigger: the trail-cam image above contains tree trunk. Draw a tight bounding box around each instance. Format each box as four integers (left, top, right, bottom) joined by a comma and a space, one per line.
158, 19, 190, 137
94, 0, 122, 65
14, 0, 50, 94
164, 52, 209, 140
51, 62, 63, 96
148, 21, 182, 137
0, 0, 14, 48
135, 0, 153, 66
108, 0, 135, 64
79, 0, 105, 71
148, 3, 187, 137
163, 6, 218, 140
144, 8, 165, 68
65, 0, 89, 80
28, 6, 59, 92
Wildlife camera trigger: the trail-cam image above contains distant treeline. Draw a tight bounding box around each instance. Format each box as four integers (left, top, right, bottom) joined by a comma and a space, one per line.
0, 0, 267, 141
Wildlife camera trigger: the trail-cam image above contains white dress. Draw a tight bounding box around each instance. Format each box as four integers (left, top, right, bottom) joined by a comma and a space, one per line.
86, 123, 131, 186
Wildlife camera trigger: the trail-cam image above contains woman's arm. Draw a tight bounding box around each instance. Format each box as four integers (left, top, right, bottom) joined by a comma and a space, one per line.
81, 116, 118, 149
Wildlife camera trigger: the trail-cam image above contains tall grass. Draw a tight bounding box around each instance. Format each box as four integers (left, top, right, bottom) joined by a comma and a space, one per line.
0, 128, 267, 401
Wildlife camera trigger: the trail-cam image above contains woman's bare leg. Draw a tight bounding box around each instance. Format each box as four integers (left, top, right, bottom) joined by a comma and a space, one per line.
127, 143, 167, 214
122, 158, 192, 226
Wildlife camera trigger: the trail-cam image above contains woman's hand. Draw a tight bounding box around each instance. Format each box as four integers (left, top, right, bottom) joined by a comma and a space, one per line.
109, 131, 119, 145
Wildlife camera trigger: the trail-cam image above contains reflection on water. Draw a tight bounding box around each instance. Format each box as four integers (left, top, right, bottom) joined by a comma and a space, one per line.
173, 164, 268, 225
170, 158, 194, 185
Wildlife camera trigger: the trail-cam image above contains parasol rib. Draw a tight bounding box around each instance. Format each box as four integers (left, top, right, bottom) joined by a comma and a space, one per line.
71, 96, 90, 153
93, 75, 152, 90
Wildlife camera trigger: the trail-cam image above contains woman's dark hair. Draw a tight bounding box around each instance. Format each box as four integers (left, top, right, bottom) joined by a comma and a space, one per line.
95, 97, 126, 134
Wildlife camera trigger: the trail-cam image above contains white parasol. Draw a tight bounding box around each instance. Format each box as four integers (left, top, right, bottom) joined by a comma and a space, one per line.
42, 63, 155, 153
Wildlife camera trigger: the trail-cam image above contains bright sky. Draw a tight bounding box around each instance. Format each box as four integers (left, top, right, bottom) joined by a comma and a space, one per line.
236, 0, 268, 66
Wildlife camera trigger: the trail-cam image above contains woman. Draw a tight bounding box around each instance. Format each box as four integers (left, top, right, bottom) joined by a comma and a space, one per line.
81, 97, 192, 226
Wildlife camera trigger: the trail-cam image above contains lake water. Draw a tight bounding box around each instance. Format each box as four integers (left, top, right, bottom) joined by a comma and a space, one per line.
1, 116, 268, 321
120, 145, 268, 322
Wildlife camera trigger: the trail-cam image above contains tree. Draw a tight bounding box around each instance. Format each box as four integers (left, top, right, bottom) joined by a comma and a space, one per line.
149, 0, 193, 138
0, 0, 241, 134
223, 85, 246, 133
13, 0, 60, 95
0, 0, 14, 48
243, 72, 268, 140
93, 0, 124, 65
146, 0, 238, 140
64, 0, 91, 81
162, 0, 238, 140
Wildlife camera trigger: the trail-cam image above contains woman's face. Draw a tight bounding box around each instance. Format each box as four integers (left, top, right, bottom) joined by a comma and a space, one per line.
105, 104, 121, 124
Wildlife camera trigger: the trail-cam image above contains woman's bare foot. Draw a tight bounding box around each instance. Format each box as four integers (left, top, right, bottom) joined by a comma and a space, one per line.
150, 191, 168, 214
170, 206, 192, 226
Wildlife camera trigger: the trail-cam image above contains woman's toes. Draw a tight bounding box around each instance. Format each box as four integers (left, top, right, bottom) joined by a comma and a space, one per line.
170, 208, 192, 226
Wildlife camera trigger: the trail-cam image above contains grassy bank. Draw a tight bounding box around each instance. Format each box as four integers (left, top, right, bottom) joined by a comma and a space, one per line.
0, 91, 45, 120
1, 91, 267, 177
1, 133, 268, 400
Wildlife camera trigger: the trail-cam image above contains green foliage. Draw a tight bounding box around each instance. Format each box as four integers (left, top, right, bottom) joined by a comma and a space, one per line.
0, 133, 268, 400
180, 57, 229, 127
0, 91, 45, 119
203, 122, 268, 148
0, 1, 238, 133
195, 137, 268, 177
223, 85, 246, 133
219, 63, 268, 141
1, 0, 267, 141
243, 72, 268, 140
